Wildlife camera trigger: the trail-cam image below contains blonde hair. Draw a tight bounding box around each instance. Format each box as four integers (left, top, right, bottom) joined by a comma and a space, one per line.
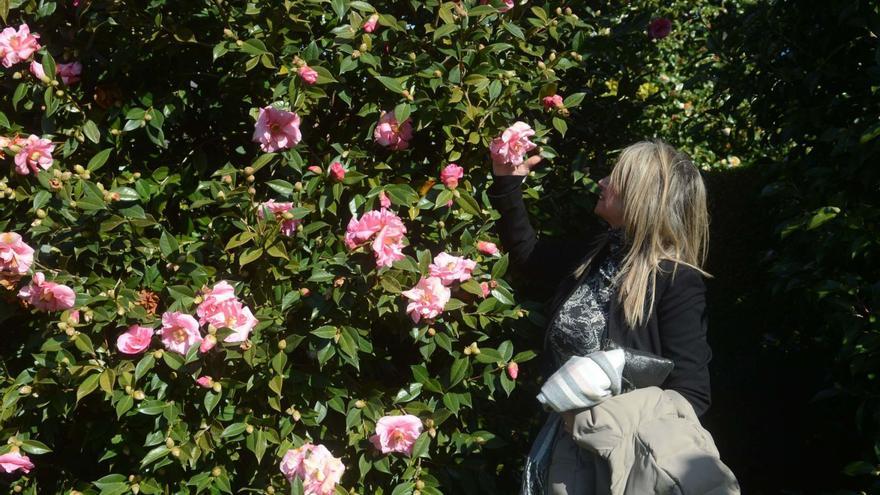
579, 140, 710, 329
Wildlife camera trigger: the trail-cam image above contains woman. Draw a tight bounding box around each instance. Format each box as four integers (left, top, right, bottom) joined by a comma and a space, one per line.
488, 140, 713, 494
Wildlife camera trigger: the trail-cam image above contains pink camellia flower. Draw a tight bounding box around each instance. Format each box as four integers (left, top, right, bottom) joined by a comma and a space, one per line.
0, 24, 41, 68
440, 164, 464, 189
345, 209, 408, 268
489, 121, 537, 167
476, 240, 500, 256
196, 281, 258, 343
542, 94, 564, 110
329, 161, 345, 181
0, 451, 34, 474
401, 276, 450, 323
373, 111, 413, 150
18, 272, 75, 312
480, 281, 490, 298
196, 376, 214, 388
257, 200, 300, 237
378, 190, 391, 208
648, 18, 673, 40
299, 65, 318, 85
507, 362, 519, 380
13, 134, 54, 175
480, 0, 514, 12
199, 334, 217, 353
307, 165, 322, 175
0, 232, 35, 276
279, 443, 345, 495
29, 60, 49, 82
429, 252, 476, 285
57, 61, 82, 85
252, 106, 302, 153
370, 414, 423, 455
363, 14, 379, 33
116, 324, 154, 355
69, 310, 80, 323
159, 311, 202, 355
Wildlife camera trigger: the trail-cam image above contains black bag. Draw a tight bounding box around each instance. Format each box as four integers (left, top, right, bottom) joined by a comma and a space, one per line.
602, 339, 674, 392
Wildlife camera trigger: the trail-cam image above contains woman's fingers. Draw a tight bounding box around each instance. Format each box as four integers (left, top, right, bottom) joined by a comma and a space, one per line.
524, 154, 543, 169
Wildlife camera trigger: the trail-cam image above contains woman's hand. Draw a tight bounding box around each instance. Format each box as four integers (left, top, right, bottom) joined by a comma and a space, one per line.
492, 152, 543, 177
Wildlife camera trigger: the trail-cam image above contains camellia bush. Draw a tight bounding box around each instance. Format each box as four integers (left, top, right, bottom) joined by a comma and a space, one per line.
0, 0, 628, 493
0, 0, 760, 492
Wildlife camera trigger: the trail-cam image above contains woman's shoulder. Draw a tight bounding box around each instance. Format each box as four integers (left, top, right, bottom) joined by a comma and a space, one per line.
656, 260, 706, 293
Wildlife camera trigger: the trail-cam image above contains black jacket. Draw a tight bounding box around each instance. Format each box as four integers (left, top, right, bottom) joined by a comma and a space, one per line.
488, 175, 712, 416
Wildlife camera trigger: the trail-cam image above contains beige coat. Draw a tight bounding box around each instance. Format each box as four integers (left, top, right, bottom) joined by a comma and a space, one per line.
571, 387, 740, 495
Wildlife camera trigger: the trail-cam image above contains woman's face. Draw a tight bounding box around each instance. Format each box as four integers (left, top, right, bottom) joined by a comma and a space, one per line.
594, 176, 624, 228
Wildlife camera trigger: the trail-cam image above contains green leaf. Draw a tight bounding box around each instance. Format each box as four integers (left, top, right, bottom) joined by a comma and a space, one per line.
33, 190, 50, 211
454, 192, 482, 217
87, 148, 113, 172
266, 179, 294, 196
552, 117, 568, 136
159, 230, 179, 257
375, 75, 407, 94
140, 446, 170, 468
410, 433, 430, 458
310, 65, 337, 84
563, 92, 586, 108
503, 22, 526, 41
433, 23, 459, 41
449, 358, 468, 388
19, 439, 52, 455
393, 383, 422, 403
41, 51, 56, 80
76, 373, 101, 403
204, 390, 221, 414
83, 120, 101, 143
491, 286, 515, 305
394, 102, 412, 126
239, 247, 263, 267
491, 254, 509, 279
468, 5, 498, 16
221, 423, 248, 438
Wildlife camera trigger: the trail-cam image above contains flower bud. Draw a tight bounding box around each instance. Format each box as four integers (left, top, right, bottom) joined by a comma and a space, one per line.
133, 172, 141, 179
507, 362, 519, 380
408, 52, 416, 61
355, 399, 366, 409
555, 7, 562, 15
424, 418, 434, 428
165, 438, 175, 449
248, 187, 256, 195
246, 175, 255, 183
222, 175, 232, 184
359, 43, 368, 52
564, 7, 572, 15
277, 339, 287, 350
244, 166, 255, 176
212, 382, 222, 393
537, 61, 546, 70
433, 70, 442, 78
153, 349, 164, 359
299, 287, 311, 297
294, 181, 303, 192
212, 466, 223, 477
427, 327, 436, 336
74, 164, 85, 174
133, 390, 145, 400
170, 447, 181, 457
55, 90, 64, 97
291, 409, 301, 421
245, 425, 254, 434
18, 385, 31, 395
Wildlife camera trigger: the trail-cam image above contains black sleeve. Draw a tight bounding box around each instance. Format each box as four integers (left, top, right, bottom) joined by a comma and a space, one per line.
487, 175, 594, 297
657, 266, 713, 416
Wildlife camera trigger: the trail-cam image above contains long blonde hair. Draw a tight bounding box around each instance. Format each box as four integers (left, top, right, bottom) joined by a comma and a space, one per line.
584, 140, 710, 329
